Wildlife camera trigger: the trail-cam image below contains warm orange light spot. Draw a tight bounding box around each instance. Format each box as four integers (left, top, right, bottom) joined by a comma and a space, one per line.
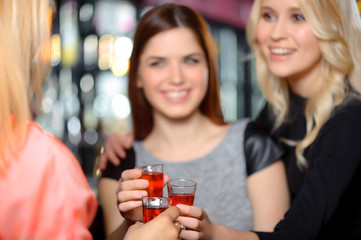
48, 8, 53, 31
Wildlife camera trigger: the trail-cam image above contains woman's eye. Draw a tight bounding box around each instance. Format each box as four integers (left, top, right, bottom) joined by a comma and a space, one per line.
150, 61, 163, 67
293, 14, 305, 21
185, 58, 199, 64
262, 12, 275, 21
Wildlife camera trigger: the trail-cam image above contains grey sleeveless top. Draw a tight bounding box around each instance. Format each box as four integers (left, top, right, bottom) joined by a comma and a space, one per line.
134, 119, 253, 230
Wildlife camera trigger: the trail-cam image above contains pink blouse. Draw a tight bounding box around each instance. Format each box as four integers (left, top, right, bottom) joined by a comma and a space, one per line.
0, 122, 97, 239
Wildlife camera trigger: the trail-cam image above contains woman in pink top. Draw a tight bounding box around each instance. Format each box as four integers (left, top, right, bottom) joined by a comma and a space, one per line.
0, 0, 184, 239
0, 0, 97, 239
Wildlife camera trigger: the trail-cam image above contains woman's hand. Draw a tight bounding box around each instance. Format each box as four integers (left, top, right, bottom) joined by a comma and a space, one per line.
176, 205, 261, 240
117, 168, 149, 222
124, 206, 182, 240
116, 168, 170, 222
98, 132, 134, 170
176, 204, 215, 240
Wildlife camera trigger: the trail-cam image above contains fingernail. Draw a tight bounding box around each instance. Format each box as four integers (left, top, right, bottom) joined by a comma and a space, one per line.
176, 204, 184, 210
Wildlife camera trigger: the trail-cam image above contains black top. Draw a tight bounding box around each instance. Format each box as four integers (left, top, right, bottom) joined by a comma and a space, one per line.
255, 92, 361, 240
101, 121, 285, 179
101, 147, 136, 180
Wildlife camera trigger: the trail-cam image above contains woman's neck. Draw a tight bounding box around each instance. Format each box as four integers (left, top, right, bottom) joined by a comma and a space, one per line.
143, 111, 229, 162
146, 111, 212, 149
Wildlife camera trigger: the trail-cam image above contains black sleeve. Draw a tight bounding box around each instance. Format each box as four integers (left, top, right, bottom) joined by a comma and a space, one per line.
254, 102, 275, 134
100, 147, 136, 180
244, 121, 285, 176
255, 107, 361, 240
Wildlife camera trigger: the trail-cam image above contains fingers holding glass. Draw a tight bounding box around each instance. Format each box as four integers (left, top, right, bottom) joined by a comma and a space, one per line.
136, 164, 164, 197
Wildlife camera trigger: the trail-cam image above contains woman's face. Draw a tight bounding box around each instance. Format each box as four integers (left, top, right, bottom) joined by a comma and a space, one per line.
137, 27, 209, 120
256, 0, 322, 85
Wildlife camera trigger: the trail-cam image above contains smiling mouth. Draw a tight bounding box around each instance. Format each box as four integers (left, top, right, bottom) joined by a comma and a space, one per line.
164, 90, 188, 99
270, 48, 295, 55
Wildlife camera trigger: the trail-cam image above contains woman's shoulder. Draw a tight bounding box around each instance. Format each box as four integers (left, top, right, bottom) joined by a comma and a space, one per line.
22, 122, 89, 181
3, 122, 97, 239
332, 94, 361, 120
343, 94, 361, 110
319, 95, 361, 140
227, 118, 252, 134
242, 120, 285, 176
25, 122, 75, 160
17, 122, 94, 196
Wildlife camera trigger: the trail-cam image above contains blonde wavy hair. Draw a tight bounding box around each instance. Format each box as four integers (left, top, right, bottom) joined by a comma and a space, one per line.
247, 0, 361, 168
0, 0, 53, 173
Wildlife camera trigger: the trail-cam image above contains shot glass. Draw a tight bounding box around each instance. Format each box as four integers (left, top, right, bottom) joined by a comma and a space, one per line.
167, 178, 197, 206
136, 164, 164, 197
142, 196, 172, 223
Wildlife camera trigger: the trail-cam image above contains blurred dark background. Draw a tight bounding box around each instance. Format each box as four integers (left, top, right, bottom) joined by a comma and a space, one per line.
43, 0, 263, 237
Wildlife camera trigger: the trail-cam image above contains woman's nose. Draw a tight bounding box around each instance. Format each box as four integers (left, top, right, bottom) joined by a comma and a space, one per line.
169, 63, 185, 85
270, 18, 289, 40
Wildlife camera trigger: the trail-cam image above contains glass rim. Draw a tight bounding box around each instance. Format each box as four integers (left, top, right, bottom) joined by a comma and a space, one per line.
135, 163, 164, 172
168, 178, 197, 187
141, 196, 173, 207
135, 163, 164, 169
141, 196, 172, 200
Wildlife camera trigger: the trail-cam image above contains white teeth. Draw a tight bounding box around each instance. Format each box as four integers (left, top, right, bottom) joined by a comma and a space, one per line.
270, 48, 295, 55
165, 91, 187, 98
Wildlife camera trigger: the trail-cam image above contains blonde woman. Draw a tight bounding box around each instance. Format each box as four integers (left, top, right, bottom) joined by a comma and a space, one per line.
0, 0, 98, 238
245, 0, 361, 239
178, 0, 361, 239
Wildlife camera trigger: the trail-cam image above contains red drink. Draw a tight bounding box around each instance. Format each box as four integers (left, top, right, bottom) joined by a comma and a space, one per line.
141, 172, 163, 197
170, 193, 195, 206
142, 196, 172, 223
142, 206, 167, 223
